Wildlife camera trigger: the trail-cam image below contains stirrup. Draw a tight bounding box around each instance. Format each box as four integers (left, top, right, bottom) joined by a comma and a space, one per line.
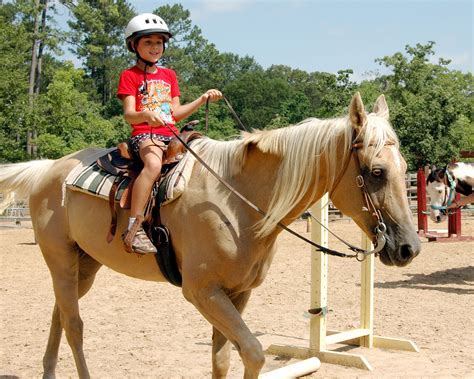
122, 216, 156, 255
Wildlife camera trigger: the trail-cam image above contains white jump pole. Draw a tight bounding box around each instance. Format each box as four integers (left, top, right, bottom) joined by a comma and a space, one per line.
266, 194, 418, 370
259, 357, 321, 379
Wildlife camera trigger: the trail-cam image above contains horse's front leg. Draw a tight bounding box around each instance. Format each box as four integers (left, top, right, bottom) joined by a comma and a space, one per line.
185, 286, 263, 379
212, 291, 252, 378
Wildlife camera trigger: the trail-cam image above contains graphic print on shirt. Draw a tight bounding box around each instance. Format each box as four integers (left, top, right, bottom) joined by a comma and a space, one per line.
138, 79, 174, 124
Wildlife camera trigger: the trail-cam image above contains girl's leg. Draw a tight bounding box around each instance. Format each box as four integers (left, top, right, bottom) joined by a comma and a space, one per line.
124, 139, 165, 254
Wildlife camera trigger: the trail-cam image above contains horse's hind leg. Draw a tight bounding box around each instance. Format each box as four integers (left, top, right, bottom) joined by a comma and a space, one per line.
42, 248, 102, 379
42, 303, 62, 378
212, 291, 252, 379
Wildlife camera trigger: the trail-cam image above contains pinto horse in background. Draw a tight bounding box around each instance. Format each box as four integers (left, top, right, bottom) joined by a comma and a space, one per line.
0, 93, 420, 379
426, 162, 474, 222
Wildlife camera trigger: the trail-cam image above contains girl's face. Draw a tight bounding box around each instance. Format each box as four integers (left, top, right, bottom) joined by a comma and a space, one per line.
135, 34, 164, 63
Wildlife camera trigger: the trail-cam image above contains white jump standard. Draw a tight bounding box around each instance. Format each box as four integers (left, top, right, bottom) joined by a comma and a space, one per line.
266, 194, 419, 371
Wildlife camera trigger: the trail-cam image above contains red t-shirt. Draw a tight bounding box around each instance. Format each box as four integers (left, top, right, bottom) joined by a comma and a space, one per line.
117, 65, 181, 137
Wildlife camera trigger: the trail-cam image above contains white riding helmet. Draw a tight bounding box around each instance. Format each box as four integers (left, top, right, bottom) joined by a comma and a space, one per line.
125, 13, 172, 52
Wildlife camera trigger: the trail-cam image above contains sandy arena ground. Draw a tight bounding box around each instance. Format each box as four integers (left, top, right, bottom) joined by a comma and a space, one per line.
1, 217, 473, 378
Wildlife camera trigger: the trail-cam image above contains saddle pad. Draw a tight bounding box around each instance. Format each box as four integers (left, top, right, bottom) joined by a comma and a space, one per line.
158, 152, 195, 206
67, 160, 130, 201
64, 149, 195, 206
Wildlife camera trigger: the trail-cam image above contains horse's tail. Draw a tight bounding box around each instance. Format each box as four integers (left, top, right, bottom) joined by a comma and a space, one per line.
0, 159, 55, 212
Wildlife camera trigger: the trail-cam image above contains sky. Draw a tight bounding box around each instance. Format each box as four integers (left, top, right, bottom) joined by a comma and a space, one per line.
131, 0, 474, 80
60, 0, 473, 81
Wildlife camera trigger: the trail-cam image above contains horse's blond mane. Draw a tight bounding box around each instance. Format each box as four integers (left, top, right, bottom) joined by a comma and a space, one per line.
191, 113, 398, 236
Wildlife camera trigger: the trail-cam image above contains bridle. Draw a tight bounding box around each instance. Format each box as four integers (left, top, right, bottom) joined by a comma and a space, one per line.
429, 167, 456, 213
162, 99, 392, 261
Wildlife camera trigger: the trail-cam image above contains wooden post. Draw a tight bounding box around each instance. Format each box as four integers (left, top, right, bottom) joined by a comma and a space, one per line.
448, 193, 462, 236
260, 357, 321, 378
265, 193, 419, 371
309, 194, 328, 352
360, 234, 374, 348
416, 168, 428, 235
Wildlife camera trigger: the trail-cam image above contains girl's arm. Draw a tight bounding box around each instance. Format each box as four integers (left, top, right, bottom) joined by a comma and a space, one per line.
172, 89, 222, 122
448, 192, 474, 208
122, 95, 164, 126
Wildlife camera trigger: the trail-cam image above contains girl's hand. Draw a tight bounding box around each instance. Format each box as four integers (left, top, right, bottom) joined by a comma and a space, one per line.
202, 89, 223, 104
447, 201, 460, 209
144, 111, 165, 126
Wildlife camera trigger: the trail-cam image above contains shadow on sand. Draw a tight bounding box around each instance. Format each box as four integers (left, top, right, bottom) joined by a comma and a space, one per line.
374, 266, 474, 294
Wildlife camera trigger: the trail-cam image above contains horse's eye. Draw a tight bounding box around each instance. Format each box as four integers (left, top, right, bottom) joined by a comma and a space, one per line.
438, 190, 443, 194
372, 168, 383, 176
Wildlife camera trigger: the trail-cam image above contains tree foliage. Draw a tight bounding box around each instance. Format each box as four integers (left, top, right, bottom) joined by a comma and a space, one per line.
376, 42, 473, 168
0, 3, 33, 162
0, 2, 472, 171
67, 0, 135, 106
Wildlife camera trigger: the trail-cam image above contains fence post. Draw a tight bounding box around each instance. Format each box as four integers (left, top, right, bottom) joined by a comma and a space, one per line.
448, 193, 462, 236
416, 168, 427, 235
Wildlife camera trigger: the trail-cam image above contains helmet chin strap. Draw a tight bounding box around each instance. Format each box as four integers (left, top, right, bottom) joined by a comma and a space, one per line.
133, 39, 166, 95
136, 52, 155, 95
136, 52, 155, 68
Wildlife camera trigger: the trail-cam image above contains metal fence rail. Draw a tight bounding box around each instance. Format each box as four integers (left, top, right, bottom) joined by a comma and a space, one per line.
0, 198, 31, 224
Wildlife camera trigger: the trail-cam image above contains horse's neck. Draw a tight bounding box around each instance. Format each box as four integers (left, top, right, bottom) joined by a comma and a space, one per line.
236, 139, 339, 228
450, 163, 474, 195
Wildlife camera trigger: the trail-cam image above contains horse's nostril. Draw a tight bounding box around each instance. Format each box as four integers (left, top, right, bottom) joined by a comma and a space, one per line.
400, 244, 413, 261
436, 216, 441, 222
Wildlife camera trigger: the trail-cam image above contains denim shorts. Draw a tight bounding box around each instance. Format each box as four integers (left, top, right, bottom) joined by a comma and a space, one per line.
129, 133, 173, 159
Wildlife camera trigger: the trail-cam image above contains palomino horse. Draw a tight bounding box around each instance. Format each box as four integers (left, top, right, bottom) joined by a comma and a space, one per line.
426, 163, 474, 222
0, 93, 420, 378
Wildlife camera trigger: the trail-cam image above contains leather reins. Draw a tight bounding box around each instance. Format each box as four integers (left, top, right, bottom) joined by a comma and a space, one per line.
162, 101, 392, 261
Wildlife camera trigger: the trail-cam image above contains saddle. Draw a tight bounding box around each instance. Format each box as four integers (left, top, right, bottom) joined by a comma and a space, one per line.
97, 122, 202, 244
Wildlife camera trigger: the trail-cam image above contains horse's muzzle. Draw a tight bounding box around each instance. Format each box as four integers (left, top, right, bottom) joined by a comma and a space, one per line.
379, 224, 421, 267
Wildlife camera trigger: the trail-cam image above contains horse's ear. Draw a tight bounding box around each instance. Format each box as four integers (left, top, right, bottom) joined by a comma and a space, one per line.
349, 92, 367, 132
424, 165, 431, 177
373, 94, 389, 120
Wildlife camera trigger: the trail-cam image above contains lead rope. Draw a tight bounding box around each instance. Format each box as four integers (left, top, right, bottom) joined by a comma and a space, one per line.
222, 96, 249, 131
202, 95, 248, 134
306, 209, 366, 253
163, 121, 359, 259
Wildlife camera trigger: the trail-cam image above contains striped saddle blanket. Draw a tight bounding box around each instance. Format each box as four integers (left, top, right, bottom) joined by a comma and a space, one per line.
65, 149, 195, 206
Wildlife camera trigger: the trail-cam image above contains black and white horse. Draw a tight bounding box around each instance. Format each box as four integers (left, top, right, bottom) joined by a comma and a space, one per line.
426, 162, 474, 222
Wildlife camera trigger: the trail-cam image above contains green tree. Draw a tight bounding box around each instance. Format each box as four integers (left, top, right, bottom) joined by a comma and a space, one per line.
67, 0, 135, 106
35, 63, 121, 158
0, 1, 66, 161
0, 3, 33, 162
376, 42, 473, 169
